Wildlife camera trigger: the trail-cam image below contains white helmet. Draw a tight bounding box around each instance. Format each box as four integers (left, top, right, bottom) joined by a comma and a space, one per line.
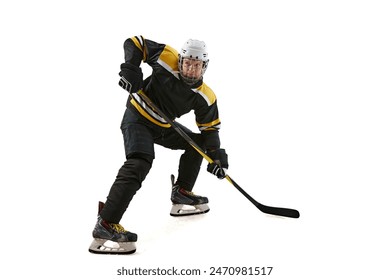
179, 39, 209, 85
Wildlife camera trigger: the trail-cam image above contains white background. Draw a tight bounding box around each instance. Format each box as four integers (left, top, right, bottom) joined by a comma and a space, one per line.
1, 0, 389, 279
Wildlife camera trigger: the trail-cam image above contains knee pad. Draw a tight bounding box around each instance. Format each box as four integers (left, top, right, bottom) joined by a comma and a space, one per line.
122, 156, 152, 183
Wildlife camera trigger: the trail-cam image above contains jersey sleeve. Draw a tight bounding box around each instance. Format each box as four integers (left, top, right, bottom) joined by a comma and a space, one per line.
123, 35, 171, 68
194, 84, 221, 150
123, 36, 146, 66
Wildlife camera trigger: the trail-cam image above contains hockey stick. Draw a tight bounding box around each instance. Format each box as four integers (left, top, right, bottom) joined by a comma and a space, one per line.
121, 78, 300, 218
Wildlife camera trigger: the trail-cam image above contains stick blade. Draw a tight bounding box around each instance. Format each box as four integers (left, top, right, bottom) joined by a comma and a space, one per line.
257, 203, 300, 218
226, 176, 300, 219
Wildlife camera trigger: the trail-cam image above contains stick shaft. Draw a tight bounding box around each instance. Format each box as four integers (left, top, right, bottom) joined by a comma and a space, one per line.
125, 84, 299, 218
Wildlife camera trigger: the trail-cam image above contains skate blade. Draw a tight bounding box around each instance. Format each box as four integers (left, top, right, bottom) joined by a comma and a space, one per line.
88, 239, 136, 255
170, 204, 210, 217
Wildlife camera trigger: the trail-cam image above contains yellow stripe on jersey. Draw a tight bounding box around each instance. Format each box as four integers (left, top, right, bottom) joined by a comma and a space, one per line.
196, 118, 221, 131
193, 83, 216, 106
130, 36, 147, 61
159, 45, 179, 71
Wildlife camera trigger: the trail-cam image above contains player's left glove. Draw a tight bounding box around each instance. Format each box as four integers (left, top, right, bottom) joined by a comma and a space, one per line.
207, 149, 229, 179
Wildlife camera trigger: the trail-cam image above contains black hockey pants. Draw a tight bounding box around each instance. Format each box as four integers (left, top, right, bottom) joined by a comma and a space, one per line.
99, 106, 204, 223
99, 157, 151, 223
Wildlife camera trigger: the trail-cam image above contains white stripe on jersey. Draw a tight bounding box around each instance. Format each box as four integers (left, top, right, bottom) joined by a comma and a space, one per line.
198, 124, 221, 131
157, 58, 180, 80
192, 88, 212, 106
135, 36, 144, 47
133, 92, 168, 124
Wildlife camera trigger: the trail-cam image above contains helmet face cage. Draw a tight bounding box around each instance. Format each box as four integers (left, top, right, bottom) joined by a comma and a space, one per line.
179, 39, 209, 85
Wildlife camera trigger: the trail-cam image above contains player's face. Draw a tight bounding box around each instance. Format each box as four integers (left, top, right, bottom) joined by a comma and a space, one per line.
181, 58, 203, 79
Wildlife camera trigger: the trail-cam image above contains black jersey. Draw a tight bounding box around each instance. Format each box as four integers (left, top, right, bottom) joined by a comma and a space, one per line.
123, 35, 221, 150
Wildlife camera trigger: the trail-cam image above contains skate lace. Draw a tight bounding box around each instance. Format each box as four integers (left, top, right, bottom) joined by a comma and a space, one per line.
182, 189, 199, 197
110, 223, 127, 233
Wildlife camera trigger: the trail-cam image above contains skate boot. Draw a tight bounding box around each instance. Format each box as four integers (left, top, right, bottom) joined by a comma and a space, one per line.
170, 174, 210, 216
88, 201, 137, 254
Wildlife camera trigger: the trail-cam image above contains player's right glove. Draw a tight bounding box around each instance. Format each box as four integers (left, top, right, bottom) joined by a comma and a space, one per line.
207, 149, 229, 179
118, 63, 143, 93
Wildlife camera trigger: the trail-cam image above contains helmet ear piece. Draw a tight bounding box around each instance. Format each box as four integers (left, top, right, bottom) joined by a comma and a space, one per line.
203, 59, 209, 70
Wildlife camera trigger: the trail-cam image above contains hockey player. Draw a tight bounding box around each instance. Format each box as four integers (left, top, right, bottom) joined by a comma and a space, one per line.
89, 36, 229, 254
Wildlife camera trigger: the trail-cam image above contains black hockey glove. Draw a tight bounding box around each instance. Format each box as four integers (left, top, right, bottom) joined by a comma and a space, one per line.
207, 149, 229, 179
118, 63, 143, 93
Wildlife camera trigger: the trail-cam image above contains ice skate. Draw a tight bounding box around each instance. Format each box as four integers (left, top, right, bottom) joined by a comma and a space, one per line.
170, 175, 210, 216
88, 202, 137, 255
